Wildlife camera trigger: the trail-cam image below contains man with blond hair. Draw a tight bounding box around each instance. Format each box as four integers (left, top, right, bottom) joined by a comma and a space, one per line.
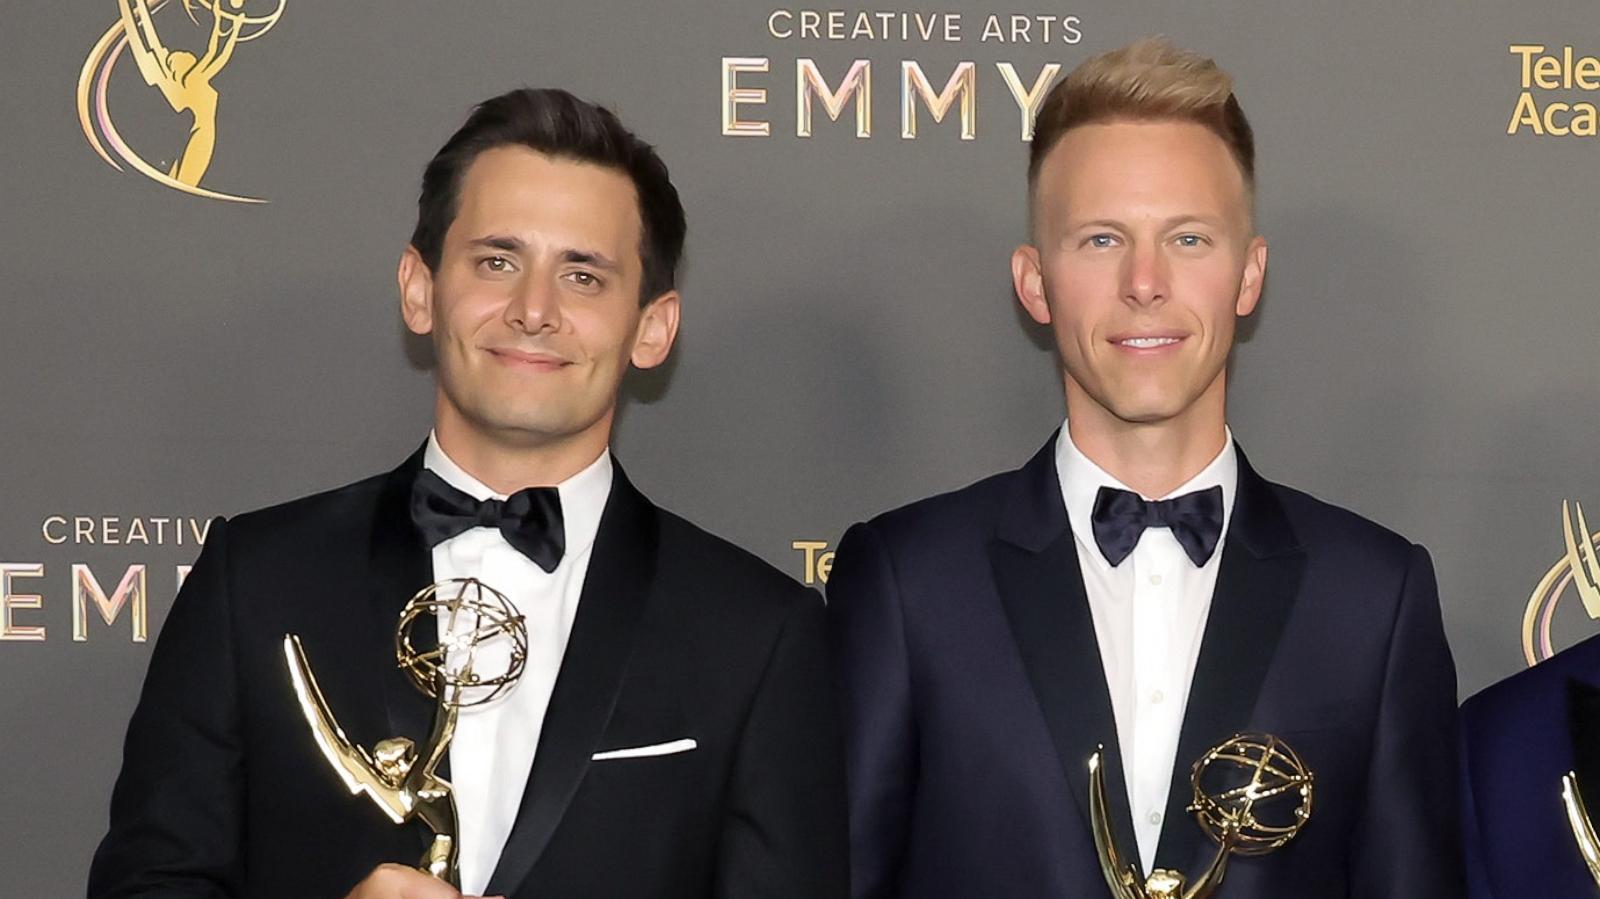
827, 38, 1461, 898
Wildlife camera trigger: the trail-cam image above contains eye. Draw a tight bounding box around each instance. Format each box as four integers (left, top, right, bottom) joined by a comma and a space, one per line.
478, 255, 515, 274
1174, 234, 1208, 248
1085, 233, 1118, 249
564, 270, 602, 288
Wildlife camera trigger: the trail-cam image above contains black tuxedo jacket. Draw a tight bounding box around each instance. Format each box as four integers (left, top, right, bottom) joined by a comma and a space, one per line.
826, 436, 1462, 898
1460, 632, 1600, 898
89, 449, 847, 899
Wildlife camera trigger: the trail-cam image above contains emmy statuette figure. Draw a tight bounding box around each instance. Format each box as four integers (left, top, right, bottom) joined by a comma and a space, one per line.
283, 578, 529, 888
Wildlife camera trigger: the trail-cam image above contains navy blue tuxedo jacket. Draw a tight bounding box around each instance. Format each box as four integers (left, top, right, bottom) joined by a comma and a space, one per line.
1461, 632, 1600, 898
826, 436, 1463, 898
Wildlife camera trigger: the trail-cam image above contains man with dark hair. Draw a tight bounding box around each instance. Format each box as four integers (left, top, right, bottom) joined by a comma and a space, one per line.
826, 39, 1462, 898
88, 88, 846, 899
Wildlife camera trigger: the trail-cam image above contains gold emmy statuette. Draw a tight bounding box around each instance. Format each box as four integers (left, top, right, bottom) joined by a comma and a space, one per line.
283, 578, 529, 888
1562, 771, 1600, 888
1088, 733, 1314, 899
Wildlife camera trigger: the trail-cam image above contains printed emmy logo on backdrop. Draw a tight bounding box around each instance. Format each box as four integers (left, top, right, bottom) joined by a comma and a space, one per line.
76, 0, 286, 203
1522, 500, 1600, 665
720, 8, 1087, 141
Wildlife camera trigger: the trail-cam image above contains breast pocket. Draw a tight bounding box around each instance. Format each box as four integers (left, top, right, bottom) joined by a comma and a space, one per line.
591, 738, 698, 761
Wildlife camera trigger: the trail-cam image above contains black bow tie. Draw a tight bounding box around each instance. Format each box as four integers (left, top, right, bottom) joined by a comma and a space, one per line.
410, 469, 566, 573
1090, 484, 1224, 568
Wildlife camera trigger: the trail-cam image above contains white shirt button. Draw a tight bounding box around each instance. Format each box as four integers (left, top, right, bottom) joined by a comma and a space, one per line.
1149, 573, 1164, 586
1148, 811, 1163, 826
1150, 689, 1165, 704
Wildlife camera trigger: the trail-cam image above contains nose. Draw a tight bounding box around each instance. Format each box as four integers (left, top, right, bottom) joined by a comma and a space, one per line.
1121, 242, 1170, 308
503, 274, 562, 334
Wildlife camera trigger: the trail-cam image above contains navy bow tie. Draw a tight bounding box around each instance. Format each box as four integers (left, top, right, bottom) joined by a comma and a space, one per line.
410, 469, 565, 573
1090, 485, 1224, 568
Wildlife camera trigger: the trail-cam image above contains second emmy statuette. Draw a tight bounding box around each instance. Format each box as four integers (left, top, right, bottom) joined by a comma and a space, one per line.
282, 578, 529, 888
1089, 733, 1314, 899
1562, 771, 1600, 889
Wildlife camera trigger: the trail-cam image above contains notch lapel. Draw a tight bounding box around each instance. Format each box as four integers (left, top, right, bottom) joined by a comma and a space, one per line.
484, 463, 658, 897
1153, 448, 1307, 875
992, 435, 1142, 873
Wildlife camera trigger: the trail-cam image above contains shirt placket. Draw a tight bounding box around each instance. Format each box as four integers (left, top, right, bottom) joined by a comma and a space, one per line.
1131, 535, 1177, 859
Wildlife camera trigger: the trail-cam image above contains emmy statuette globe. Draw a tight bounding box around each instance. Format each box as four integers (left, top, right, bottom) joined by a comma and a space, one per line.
1089, 732, 1314, 899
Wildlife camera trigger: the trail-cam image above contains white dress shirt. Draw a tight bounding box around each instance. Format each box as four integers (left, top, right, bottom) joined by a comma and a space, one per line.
1054, 424, 1238, 875
424, 433, 612, 896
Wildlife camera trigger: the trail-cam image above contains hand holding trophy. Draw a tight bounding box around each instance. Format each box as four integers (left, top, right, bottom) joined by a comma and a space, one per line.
1089, 733, 1314, 899
283, 578, 529, 889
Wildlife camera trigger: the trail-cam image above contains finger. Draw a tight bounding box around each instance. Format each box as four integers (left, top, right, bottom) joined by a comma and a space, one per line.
395, 868, 463, 899
346, 863, 463, 899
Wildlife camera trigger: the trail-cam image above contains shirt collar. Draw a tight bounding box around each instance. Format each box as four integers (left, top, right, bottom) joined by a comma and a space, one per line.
423, 431, 614, 559
1054, 421, 1238, 563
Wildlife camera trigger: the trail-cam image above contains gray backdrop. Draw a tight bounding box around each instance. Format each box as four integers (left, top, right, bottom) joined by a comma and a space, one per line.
4, 1, 1596, 892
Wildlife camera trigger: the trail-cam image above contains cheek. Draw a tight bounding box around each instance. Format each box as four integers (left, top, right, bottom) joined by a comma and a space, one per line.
1046, 253, 1118, 296
569, 305, 641, 360
1190, 268, 1248, 332
438, 296, 504, 344
1160, 257, 1238, 322
1046, 271, 1112, 340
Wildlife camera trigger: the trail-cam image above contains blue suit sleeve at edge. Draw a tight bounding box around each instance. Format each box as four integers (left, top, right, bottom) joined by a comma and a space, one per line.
826, 521, 917, 899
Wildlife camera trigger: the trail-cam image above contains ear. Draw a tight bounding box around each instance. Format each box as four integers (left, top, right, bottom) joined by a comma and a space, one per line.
398, 245, 435, 336
1011, 244, 1051, 325
631, 290, 681, 370
1235, 235, 1268, 317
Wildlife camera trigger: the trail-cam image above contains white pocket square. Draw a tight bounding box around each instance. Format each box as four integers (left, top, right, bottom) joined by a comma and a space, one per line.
591, 738, 698, 761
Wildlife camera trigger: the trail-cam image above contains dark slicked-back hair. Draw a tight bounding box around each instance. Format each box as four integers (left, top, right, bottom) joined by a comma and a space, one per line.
410, 88, 686, 303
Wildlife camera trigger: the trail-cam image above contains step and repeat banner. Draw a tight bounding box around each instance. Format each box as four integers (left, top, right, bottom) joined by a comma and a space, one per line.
4, 0, 1599, 891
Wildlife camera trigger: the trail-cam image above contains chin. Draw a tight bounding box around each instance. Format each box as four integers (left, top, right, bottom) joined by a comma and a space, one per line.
456, 407, 566, 441
1100, 393, 1194, 425
1109, 409, 1184, 426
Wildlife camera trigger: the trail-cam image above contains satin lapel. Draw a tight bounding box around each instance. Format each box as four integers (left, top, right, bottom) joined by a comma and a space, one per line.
1154, 448, 1307, 874
992, 436, 1142, 872
1568, 678, 1600, 806
485, 463, 658, 897
367, 445, 440, 764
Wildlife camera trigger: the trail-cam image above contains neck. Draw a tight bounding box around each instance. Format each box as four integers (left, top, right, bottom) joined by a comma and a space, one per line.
433, 401, 610, 495
1064, 379, 1228, 498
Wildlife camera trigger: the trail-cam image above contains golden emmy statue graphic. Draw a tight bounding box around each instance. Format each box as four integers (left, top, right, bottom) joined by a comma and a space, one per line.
77, 0, 285, 203
1524, 499, 1600, 665
1089, 733, 1314, 899
282, 578, 529, 888
1561, 772, 1600, 889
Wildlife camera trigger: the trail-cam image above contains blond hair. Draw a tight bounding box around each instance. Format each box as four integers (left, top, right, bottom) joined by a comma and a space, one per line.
1028, 37, 1255, 193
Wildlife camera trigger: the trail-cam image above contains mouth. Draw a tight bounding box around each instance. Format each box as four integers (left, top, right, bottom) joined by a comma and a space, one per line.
485, 347, 573, 370
1109, 333, 1187, 351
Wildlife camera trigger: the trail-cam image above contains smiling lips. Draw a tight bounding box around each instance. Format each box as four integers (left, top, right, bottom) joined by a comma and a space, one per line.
487, 347, 572, 369
1112, 334, 1186, 351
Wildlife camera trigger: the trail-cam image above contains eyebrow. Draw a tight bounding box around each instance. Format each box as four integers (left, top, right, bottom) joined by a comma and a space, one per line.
560, 249, 621, 273
467, 235, 526, 252
1069, 214, 1226, 232
464, 236, 621, 272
